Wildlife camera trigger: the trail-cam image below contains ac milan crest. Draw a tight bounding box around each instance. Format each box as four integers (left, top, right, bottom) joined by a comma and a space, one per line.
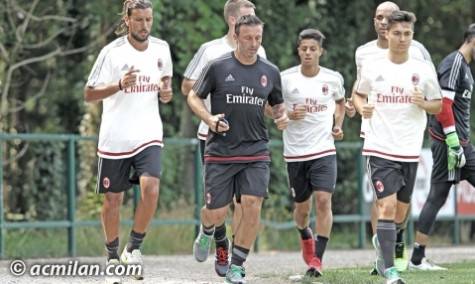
260, 74, 268, 87
157, 58, 163, 70
411, 73, 420, 86
375, 180, 384, 193
322, 84, 329, 96
103, 177, 110, 189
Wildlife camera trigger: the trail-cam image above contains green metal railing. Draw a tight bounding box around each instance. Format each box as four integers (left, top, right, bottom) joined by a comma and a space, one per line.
1, 133, 473, 258
0, 133, 202, 258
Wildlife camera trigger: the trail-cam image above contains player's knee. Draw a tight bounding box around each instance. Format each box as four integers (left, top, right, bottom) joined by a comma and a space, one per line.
426, 193, 446, 210
206, 207, 228, 224
141, 177, 160, 200
103, 193, 123, 209
240, 196, 262, 209
294, 205, 310, 220
378, 201, 397, 219
315, 193, 332, 212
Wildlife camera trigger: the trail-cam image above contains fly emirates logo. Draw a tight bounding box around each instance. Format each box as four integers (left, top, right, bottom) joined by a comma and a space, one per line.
376, 86, 412, 104
226, 86, 265, 106
293, 98, 328, 113
123, 75, 160, 94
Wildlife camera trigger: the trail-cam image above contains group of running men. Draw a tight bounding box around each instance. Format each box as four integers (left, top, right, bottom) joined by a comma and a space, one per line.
84, 0, 475, 284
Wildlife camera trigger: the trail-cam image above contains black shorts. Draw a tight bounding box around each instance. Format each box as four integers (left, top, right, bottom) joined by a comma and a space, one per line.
431, 140, 475, 184
96, 146, 161, 194
204, 162, 270, 209
287, 155, 337, 203
367, 156, 417, 203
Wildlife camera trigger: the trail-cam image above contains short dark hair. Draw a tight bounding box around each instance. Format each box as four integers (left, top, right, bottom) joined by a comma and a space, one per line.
224, 0, 256, 24
387, 10, 417, 30
297, 28, 326, 47
464, 23, 475, 42
235, 15, 264, 36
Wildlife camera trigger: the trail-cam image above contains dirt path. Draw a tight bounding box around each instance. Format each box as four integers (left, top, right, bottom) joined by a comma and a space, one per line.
1, 246, 474, 283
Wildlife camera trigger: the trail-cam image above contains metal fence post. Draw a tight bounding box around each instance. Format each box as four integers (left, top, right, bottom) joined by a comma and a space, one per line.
0, 137, 4, 258
453, 185, 460, 244
357, 152, 366, 248
194, 141, 203, 237
67, 137, 77, 256
133, 185, 140, 213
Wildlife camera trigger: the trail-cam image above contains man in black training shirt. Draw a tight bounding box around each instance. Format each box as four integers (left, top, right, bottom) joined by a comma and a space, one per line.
187, 15, 288, 284
409, 23, 475, 271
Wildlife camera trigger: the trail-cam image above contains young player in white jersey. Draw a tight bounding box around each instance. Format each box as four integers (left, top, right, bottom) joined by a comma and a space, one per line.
353, 11, 441, 284
181, 1, 266, 278
84, 1, 172, 283
346, 1, 435, 273
281, 28, 345, 277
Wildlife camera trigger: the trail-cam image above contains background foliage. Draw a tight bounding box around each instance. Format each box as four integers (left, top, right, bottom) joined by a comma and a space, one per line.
1, 0, 475, 255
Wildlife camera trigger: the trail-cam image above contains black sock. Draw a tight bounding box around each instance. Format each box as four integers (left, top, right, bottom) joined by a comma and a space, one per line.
231, 245, 249, 267
126, 230, 146, 253
202, 224, 214, 236
214, 223, 228, 248
411, 242, 426, 265
377, 219, 396, 269
105, 237, 119, 260
297, 227, 313, 240
396, 223, 404, 243
315, 235, 329, 260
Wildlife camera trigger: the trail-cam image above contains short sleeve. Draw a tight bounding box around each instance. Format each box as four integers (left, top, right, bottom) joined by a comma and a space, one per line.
333, 72, 345, 101
86, 47, 113, 87
268, 70, 284, 106
184, 44, 209, 81
162, 44, 173, 77
355, 66, 371, 97
192, 62, 216, 99
423, 65, 442, 100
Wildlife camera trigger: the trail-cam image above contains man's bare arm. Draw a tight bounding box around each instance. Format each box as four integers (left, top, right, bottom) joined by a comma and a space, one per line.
181, 78, 195, 97
187, 89, 229, 133
271, 103, 289, 130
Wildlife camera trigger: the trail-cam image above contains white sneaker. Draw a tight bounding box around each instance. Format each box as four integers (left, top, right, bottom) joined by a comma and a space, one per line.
105, 259, 121, 284
409, 258, 447, 271
120, 247, 144, 280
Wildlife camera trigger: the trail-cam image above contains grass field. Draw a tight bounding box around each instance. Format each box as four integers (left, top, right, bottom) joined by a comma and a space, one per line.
290, 261, 475, 284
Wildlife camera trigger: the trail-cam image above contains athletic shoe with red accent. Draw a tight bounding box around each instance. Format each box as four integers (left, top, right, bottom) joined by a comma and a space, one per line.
300, 238, 315, 265
305, 257, 322, 277
214, 240, 230, 277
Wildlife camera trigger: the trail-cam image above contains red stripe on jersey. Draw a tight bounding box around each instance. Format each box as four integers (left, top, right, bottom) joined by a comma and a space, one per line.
204, 155, 270, 162
436, 97, 455, 130
428, 128, 445, 142
198, 133, 208, 140
284, 149, 336, 160
362, 149, 419, 160
97, 140, 162, 157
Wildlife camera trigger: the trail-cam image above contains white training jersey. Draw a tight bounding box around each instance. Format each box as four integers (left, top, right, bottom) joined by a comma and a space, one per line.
86, 36, 173, 159
183, 36, 266, 140
281, 66, 345, 162
355, 39, 433, 138
355, 57, 441, 162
